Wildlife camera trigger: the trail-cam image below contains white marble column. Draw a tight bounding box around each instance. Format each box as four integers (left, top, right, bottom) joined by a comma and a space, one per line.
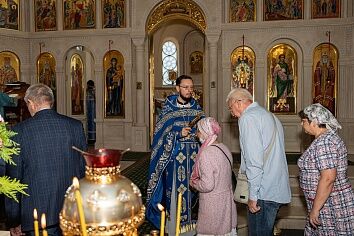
206, 32, 220, 119
57, 0, 63, 30
304, 0, 311, 19
96, 0, 102, 29
302, 61, 313, 106
349, 0, 354, 17
27, 0, 34, 32
257, 0, 263, 21
94, 66, 104, 148
342, 0, 348, 18
55, 65, 66, 115
130, 35, 149, 151
132, 36, 146, 125
20, 63, 32, 85
254, 61, 266, 105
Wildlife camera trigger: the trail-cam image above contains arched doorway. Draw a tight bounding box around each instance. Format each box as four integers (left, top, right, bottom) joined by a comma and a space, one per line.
146, 0, 207, 140
64, 45, 95, 140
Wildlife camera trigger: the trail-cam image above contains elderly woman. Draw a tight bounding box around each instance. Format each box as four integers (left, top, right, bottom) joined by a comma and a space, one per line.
298, 103, 354, 235
190, 117, 237, 236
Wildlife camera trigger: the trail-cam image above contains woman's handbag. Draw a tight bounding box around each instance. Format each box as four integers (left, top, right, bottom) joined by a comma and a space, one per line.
234, 114, 278, 204
234, 171, 249, 204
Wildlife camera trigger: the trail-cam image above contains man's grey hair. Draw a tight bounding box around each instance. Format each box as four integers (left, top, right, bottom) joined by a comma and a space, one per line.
24, 84, 54, 107
226, 88, 253, 104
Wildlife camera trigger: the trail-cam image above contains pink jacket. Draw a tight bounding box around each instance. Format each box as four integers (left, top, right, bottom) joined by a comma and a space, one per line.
190, 143, 237, 235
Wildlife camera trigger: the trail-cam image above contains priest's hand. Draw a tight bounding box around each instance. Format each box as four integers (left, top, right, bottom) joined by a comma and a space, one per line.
181, 127, 191, 137
10, 225, 24, 236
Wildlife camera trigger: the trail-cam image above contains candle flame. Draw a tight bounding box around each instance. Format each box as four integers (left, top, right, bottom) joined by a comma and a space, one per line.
41, 213, 46, 229
73, 177, 79, 189
33, 209, 38, 220
157, 203, 164, 211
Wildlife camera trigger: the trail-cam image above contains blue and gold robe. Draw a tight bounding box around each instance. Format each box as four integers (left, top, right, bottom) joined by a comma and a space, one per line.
146, 94, 203, 232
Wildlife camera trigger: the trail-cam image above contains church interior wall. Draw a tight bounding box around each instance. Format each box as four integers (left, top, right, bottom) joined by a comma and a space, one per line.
219, 18, 354, 153
0, 0, 353, 154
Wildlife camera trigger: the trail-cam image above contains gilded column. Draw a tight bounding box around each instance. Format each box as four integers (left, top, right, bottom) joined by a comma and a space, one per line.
206, 32, 220, 119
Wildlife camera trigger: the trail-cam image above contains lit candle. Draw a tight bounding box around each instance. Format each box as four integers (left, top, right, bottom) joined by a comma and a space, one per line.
157, 203, 165, 236
73, 177, 88, 236
175, 192, 182, 236
41, 214, 48, 236
131, 205, 135, 218
33, 209, 39, 236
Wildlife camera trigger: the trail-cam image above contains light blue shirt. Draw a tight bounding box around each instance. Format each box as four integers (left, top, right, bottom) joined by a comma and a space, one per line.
239, 102, 291, 203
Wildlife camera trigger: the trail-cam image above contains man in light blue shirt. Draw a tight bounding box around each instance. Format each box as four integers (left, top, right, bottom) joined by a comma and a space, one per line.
226, 88, 291, 236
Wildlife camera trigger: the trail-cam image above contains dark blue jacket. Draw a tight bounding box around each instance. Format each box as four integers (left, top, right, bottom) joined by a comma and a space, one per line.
5, 109, 87, 231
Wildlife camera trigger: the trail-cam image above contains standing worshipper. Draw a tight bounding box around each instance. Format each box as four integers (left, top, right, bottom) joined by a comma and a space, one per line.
190, 117, 237, 236
5, 84, 87, 236
86, 80, 96, 144
226, 88, 291, 236
298, 104, 354, 235
146, 75, 204, 235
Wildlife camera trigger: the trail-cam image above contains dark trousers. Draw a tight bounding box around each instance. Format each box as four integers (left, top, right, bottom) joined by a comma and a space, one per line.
247, 199, 282, 236
25, 225, 62, 236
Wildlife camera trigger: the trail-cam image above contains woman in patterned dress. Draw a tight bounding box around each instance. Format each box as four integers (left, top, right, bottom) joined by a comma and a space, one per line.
298, 103, 354, 235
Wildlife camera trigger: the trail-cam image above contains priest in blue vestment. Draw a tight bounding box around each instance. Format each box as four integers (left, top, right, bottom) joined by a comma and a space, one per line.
146, 75, 204, 235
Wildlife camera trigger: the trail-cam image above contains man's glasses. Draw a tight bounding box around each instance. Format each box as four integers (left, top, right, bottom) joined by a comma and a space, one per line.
179, 85, 194, 90
228, 99, 243, 111
228, 101, 236, 111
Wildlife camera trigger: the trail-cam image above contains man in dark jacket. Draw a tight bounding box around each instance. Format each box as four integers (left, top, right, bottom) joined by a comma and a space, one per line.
5, 83, 87, 235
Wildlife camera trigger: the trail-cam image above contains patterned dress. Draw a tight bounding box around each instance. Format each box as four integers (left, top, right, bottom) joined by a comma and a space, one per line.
298, 130, 354, 235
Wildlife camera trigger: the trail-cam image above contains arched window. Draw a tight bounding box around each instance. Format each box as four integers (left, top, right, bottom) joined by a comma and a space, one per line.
162, 41, 178, 85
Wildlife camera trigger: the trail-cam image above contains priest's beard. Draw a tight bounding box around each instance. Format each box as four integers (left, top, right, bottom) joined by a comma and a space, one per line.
179, 94, 192, 104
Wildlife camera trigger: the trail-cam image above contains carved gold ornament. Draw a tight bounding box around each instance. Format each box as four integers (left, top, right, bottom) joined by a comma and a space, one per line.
147, 0, 206, 34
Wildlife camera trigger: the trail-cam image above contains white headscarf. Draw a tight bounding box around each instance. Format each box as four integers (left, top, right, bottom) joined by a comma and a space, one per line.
304, 103, 341, 131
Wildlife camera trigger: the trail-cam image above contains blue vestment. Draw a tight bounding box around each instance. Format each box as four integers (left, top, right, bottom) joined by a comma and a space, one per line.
146, 94, 203, 232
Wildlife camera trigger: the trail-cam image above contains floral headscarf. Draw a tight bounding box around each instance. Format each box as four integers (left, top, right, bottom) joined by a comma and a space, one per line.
304, 103, 342, 131
197, 117, 221, 149
191, 117, 221, 183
